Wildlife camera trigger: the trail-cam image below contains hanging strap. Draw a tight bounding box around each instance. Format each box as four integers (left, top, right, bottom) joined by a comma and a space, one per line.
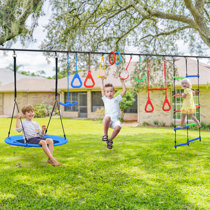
119, 56, 132, 80
135, 56, 146, 83
145, 60, 154, 112
98, 55, 107, 79
67, 54, 70, 100
59, 53, 78, 107
71, 54, 83, 88
162, 60, 171, 111
84, 54, 95, 88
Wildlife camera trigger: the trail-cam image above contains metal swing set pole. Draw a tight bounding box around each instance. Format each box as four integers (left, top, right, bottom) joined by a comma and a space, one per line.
45, 53, 66, 139
7, 51, 28, 143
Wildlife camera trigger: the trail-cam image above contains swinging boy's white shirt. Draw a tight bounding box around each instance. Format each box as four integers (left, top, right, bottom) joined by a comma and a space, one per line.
102, 94, 122, 121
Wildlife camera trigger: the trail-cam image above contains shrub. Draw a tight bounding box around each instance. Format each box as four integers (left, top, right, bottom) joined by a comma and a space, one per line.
153, 120, 159, 126
34, 104, 47, 118
142, 122, 150, 126
170, 123, 175, 128
206, 123, 210, 130
200, 122, 207, 129
33, 103, 58, 118
115, 90, 136, 121
95, 108, 105, 119
160, 122, 166, 127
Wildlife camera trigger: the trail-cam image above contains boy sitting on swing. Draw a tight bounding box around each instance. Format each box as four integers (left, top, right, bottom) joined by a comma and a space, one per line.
100, 77, 126, 149
16, 105, 60, 167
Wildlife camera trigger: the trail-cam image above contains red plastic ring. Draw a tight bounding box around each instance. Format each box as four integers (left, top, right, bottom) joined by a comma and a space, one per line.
109, 51, 116, 65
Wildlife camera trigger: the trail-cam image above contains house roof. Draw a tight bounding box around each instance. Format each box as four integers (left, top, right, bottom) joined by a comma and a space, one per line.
0, 58, 209, 92
0, 68, 43, 86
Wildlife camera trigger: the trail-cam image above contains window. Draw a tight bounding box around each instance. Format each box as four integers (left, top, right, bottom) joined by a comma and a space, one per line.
91, 91, 103, 112
124, 95, 138, 113
172, 89, 200, 121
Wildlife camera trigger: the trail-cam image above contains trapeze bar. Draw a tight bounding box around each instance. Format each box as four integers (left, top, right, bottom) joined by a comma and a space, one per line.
173, 76, 187, 79
187, 137, 201, 143
148, 88, 167, 91
174, 142, 189, 148
186, 75, 200, 78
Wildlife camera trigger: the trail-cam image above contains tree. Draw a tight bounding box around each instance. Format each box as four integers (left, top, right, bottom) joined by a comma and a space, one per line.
0, 0, 44, 46
115, 90, 136, 121
43, 0, 210, 55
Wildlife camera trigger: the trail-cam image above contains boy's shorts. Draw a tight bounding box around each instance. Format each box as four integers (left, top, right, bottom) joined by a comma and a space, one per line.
28, 137, 46, 144
103, 116, 121, 129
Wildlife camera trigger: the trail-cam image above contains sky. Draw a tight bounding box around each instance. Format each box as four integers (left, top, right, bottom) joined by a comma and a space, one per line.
0, 1, 209, 77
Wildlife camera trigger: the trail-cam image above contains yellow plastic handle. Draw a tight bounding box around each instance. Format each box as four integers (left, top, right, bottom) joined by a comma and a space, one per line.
98, 56, 107, 79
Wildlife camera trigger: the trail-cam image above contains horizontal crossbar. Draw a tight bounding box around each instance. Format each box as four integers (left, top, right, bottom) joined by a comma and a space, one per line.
148, 88, 167, 91
174, 105, 200, 113
174, 142, 189, 148
173, 76, 187, 79
186, 123, 197, 127
174, 126, 189, 131
0, 48, 209, 58
173, 94, 182, 97
174, 123, 197, 131
173, 90, 200, 97
174, 110, 181, 113
187, 137, 201, 143
186, 75, 200, 78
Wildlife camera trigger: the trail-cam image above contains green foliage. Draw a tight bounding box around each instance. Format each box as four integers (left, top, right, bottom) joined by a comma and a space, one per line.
1, 118, 209, 209
115, 90, 135, 121
33, 103, 58, 118
0, 0, 43, 45
115, 90, 135, 112
33, 103, 48, 118
142, 121, 150, 126
153, 120, 159, 126
43, 0, 210, 56
160, 122, 166, 127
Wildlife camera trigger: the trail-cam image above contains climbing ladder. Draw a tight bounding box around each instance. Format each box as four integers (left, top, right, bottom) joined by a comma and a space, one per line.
173, 57, 201, 148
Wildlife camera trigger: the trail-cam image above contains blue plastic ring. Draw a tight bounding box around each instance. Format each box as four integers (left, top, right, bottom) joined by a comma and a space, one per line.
115, 51, 121, 65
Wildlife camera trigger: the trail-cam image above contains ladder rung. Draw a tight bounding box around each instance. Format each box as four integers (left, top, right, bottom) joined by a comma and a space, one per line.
174, 142, 189, 148
174, 126, 189, 131
148, 88, 167, 91
173, 94, 182, 97
187, 137, 201, 143
174, 106, 200, 113
186, 75, 200, 78
173, 76, 187, 79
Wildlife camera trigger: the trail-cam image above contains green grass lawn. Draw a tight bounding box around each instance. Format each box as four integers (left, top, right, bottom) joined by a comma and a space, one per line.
0, 118, 209, 209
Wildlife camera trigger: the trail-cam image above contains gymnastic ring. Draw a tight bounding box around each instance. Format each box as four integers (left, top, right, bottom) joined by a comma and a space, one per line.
109, 51, 116, 65
115, 51, 121, 65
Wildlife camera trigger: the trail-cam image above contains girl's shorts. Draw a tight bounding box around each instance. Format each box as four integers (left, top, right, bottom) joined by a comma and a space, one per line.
28, 137, 46, 144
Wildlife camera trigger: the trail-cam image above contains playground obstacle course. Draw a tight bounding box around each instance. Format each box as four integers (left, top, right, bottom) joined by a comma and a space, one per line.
0, 47, 208, 149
